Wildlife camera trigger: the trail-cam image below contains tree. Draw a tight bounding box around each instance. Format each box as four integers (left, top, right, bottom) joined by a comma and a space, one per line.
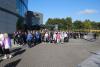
45, 18, 66, 30
65, 17, 72, 31
83, 19, 92, 29
83, 19, 92, 32
59, 18, 66, 30
46, 18, 52, 25
73, 20, 84, 30
96, 22, 100, 29
45, 17, 100, 31
91, 21, 97, 29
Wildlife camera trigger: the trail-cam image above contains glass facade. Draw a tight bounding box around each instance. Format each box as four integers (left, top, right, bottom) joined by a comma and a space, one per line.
0, 0, 28, 33
16, 0, 28, 17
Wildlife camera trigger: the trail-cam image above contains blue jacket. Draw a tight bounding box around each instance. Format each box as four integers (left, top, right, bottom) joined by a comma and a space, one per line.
27, 33, 33, 41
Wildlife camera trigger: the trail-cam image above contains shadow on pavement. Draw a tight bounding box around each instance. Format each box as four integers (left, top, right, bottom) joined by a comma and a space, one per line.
84, 38, 96, 42
0, 54, 3, 57
27, 43, 39, 48
94, 61, 100, 67
88, 51, 99, 55
12, 49, 26, 57
4, 59, 21, 67
0, 59, 3, 63
11, 48, 22, 53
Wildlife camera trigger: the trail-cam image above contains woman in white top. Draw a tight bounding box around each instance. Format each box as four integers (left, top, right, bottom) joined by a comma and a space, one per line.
61, 32, 65, 43
53, 32, 57, 43
0, 33, 4, 46
0, 33, 4, 55
2, 33, 12, 59
44, 32, 49, 42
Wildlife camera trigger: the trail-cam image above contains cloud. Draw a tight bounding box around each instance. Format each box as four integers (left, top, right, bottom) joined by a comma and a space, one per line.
78, 9, 98, 14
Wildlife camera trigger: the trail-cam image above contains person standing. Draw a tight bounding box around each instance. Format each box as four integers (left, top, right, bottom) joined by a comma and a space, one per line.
26, 31, 33, 48
61, 32, 64, 44
2, 33, 12, 59
56, 32, 61, 44
53, 32, 57, 43
44, 32, 49, 43
13, 32, 16, 45
64, 32, 69, 42
0, 32, 4, 55
93, 33, 97, 39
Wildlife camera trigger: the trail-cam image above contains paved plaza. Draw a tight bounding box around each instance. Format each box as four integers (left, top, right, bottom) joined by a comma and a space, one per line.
0, 38, 100, 67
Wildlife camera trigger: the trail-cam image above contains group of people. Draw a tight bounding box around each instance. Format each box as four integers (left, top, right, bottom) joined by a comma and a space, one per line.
13, 31, 41, 47
0, 30, 97, 60
0, 31, 42, 60
13, 31, 70, 46
44, 31, 69, 44
13, 30, 88, 46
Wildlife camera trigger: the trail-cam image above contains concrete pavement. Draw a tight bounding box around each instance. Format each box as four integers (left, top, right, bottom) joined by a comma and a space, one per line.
0, 38, 100, 67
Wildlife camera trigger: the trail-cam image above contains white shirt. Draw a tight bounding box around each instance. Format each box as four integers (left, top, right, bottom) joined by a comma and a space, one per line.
4, 38, 10, 49
0, 34, 4, 46
64, 33, 68, 37
53, 33, 57, 40
45, 33, 48, 38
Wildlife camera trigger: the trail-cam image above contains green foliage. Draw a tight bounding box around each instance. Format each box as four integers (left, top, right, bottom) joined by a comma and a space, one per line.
96, 22, 100, 29
65, 17, 72, 30
83, 19, 92, 29
45, 17, 72, 30
73, 20, 83, 29
91, 21, 97, 29
45, 17, 100, 31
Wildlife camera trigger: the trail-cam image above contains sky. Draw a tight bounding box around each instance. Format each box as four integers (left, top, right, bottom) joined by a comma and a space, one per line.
28, 0, 100, 24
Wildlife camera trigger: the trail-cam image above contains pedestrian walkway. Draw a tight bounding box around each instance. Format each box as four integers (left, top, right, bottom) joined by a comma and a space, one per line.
0, 38, 100, 67
78, 51, 100, 67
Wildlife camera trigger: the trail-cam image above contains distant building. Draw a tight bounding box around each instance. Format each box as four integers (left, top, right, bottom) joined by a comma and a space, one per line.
0, 0, 28, 33
25, 11, 33, 29
25, 11, 43, 30
32, 12, 43, 25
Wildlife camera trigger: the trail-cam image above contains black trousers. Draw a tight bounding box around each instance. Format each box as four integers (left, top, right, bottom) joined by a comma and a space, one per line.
3, 49, 10, 54
27, 40, 32, 48
0, 46, 3, 54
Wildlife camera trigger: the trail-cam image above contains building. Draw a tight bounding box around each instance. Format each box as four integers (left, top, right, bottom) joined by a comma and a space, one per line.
25, 11, 33, 29
25, 11, 43, 30
32, 12, 43, 25
0, 0, 28, 33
